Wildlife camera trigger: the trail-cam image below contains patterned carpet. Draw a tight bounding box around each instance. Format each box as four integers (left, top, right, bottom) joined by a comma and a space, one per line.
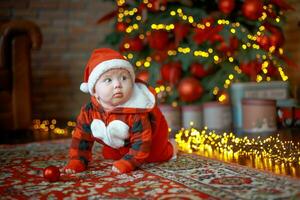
0, 139, 300, 200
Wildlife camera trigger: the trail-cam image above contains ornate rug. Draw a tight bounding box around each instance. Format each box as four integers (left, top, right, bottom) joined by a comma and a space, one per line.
0, 139, 300, 200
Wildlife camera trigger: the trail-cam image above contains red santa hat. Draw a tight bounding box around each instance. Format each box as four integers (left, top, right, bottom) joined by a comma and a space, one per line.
80, 48, 135, 94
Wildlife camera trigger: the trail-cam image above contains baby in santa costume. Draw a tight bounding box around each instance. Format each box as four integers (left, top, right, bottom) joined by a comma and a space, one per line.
64, 48, 177, 174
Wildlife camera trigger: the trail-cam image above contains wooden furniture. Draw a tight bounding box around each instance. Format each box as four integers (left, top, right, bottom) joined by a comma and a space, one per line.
0, 20, 42, 130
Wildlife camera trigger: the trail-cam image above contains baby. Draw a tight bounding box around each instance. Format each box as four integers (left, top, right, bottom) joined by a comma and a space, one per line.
63, 48, 177, 174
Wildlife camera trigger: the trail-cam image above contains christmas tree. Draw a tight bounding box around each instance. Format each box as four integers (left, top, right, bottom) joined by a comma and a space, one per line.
99, 0, 295, 105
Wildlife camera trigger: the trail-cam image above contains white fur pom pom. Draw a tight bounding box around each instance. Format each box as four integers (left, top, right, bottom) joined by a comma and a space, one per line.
80, 82, 89, 93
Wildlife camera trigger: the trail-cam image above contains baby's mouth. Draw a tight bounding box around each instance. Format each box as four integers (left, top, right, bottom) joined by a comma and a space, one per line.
113, 92, 123, 98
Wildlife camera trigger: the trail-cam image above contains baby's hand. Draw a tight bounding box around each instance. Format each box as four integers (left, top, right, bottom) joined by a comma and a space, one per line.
60, 168, 76, 174
60, 167, 76, 174
112, 166, 121, 173
62, 160, 86, 174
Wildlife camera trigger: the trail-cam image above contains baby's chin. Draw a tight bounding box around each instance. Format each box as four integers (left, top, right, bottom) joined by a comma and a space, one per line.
111, 97, 128, 106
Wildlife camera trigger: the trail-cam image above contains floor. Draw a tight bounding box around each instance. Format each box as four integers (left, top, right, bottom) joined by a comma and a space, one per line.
1, 126, 300, 178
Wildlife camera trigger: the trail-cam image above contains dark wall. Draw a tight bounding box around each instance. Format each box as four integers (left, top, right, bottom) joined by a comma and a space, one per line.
0, 0, 299, 121
0, 0, 115, 120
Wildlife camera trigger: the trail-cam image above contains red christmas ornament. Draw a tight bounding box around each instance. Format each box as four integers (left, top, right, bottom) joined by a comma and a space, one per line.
218, 0, 235, 14
240, 61, 261, 81
174, 22, 190, 43
160, 61, 182, 85
193, 24, 223, 45
264, 24, 285, 48
267, 62, 278, 76
218, 37, 239, 55
269, 29, 284, 48
242, 0, 264, 20
209, 34, 223, 43
148, 30, 169, 50
130, 37, 144, 51
178, 77, 204, 102
152, 50, 168, 62
120, 37, 144, 52
256, 35, 270, 50
43, 166, 60, 182
136, 70, 150, 82
152, 43, 176, 63
190, 63, 208, 78
116, 22, 127, 32
193, 28, 208, 45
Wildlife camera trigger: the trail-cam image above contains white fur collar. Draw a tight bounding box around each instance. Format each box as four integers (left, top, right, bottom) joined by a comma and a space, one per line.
117, 83, 155, 109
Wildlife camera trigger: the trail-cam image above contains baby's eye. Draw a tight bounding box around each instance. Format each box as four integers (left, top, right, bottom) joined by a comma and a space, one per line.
121, 75, 128, 81
104, 78, 112, 83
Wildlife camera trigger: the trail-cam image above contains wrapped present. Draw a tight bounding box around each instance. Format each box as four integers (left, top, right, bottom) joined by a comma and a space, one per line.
182, 104, 203, 129
277, 98, 300, 128
230, 81, 289, 133
159, 104, 181, 133
242, 99, 277, 133
203, 101, 232, 132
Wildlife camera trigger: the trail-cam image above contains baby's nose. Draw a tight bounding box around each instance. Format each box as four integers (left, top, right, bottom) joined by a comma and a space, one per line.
114, 80, 122, 88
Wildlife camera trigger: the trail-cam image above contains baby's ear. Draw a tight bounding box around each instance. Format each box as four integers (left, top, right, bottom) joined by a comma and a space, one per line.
92, 87, 96, 95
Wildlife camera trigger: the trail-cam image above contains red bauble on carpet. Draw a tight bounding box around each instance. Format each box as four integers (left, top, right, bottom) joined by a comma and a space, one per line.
178, 77, 203, 102
242, 0, 264, 20
43, 166, 60, 182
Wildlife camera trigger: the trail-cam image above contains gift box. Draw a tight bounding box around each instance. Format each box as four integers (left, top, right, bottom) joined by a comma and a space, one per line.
242, 99, 277, 133
230, 81, 289, 133
202, 101, 232, 131
159, 104, 181, 132
182, 105, 203, 129
277, 99, 300, 128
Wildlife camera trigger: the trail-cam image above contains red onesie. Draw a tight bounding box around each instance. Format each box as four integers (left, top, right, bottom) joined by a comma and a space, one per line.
66, 81, 174, 173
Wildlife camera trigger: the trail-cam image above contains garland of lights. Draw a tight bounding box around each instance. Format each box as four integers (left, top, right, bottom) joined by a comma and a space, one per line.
32, 119, 75, 135
175, 127, 300, 164
33, 119, 300, 165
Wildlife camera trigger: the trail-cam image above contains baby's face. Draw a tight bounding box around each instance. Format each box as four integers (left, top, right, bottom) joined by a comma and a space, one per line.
94, 68, 133, 110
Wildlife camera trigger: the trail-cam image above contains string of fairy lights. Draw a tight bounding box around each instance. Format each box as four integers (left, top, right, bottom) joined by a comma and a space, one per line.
32, 119, 300, 166
32, 119, 76, 135
175, 127, 300, 165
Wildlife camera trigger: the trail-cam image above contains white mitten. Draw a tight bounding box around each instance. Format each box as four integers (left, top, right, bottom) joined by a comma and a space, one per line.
107, 120, 130, 148
91, 119, 129, 149
91, 119, 106, 140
